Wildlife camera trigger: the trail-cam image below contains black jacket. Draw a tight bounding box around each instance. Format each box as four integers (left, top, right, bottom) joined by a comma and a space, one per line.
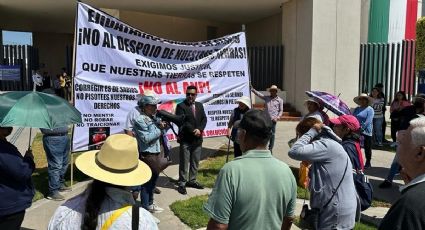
0, 139, 35, 217
175, 100, 207, 144
379, 181, 425, 230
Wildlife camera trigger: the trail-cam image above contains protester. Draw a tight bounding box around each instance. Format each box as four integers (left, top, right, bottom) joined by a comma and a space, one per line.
124, 91, 163, 196
0, 127, 35, 230
375, 83, 388, 143
353, 93, 374, 168
303, 98, 329, 125
175, 85, 207, 195
251, 84, 284, 152
48, 134, 158, 230
32, 70, 43, 91
59, 74, 66, 99
132, 94, 166, 213
40, 126, 71, 201
378, 116, 425, 230
204, 109, 297, 230
389, 91, 411, 144
62, 68, 72, 101
53, 75, 63, 97
227, 96, 251, 158
289, 118, 357, 229
370, 87, 385, 146
379, 94, 425, 189
330, 115, 364, 171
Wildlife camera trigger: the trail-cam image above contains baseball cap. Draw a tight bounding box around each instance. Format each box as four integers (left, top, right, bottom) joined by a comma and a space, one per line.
329, 115, 360, 132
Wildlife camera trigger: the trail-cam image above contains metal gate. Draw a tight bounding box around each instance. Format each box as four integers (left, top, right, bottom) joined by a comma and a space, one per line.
248, 45, 284, 90
0, 45, 39, 91
359, 40, 417, 103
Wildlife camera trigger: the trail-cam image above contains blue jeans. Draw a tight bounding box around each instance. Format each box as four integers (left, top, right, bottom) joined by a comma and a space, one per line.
373, 117, 384, 144
43, 135, 70, 193
141, 170, 159, 209
387, 155, 400, 182
269, 121, 277, 152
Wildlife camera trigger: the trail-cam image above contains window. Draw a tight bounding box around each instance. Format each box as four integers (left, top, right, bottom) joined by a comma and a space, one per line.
2, 30, 33, 46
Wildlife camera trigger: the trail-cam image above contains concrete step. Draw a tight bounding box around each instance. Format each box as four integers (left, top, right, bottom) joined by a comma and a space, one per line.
282, 111, 302, 117
253, 103, 302, 122
279, 116, 302, 122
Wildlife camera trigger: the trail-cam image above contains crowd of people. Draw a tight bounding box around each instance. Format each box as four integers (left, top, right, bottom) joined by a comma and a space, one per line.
32, 68, 72, 101
1, 82, 425, 229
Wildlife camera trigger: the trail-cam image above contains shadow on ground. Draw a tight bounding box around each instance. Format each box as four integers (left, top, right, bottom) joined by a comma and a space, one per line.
157, 146, 226, 189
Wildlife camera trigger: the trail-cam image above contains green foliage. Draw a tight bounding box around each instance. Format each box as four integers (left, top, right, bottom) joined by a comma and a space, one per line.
416, 17, 425, 70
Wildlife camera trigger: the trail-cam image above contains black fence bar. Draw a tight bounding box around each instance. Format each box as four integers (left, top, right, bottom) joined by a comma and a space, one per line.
0, 45, 39, 91
247, 45, 284, 90
359, 40, 417, 104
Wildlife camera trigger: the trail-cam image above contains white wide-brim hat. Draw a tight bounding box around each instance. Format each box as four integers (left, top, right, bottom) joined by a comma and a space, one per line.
266, 85, 281, 92
236, 96, 251, 109
353, 93, 373, 106
76, 134, 152, 186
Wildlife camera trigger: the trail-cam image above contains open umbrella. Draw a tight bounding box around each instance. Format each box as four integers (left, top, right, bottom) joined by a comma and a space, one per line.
305, 91, 351, 116
0, 91, 82, 149
0, 91, 82, 128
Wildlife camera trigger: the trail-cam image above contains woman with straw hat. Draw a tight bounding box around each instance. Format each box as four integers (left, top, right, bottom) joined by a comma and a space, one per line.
48, 134, 158, 230
353, 93, 374, 169
227, 96, 251, 158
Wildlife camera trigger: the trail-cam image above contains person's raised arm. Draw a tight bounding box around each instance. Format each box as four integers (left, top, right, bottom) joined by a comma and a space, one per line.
251, 87, 266, 100
288, 125, 329, 162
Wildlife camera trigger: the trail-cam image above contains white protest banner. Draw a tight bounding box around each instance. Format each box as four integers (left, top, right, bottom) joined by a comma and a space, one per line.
72, 2, 250, 151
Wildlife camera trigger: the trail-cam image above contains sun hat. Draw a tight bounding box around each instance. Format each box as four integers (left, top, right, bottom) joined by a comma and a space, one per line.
353, 93, 373, 106
305, 98, 323, 109
236, 96, 251, 109
75, 134, 152, 186
137, 90, 161, 107
329, 115, 360, 132
266, 85, 280, 92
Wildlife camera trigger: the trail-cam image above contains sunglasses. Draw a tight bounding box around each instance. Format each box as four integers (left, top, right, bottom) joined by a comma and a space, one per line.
186, 93, 197, 96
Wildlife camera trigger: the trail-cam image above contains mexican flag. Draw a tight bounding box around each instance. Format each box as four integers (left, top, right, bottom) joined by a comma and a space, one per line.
367, 0, 418, 43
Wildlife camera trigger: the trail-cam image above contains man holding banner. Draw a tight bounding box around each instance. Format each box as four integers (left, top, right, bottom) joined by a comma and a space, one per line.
176, 85, 207, 195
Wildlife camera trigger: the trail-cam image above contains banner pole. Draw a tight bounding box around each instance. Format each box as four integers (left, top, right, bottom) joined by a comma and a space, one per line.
70, 1, 81, 189
241, 24, 254, 108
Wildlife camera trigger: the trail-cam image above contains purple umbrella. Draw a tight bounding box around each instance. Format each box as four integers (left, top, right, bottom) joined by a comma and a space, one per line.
305, 91, 351, 116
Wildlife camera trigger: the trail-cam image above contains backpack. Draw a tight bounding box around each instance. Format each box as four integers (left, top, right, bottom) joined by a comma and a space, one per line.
346, 139, 373, 211
353, 171, 373, 211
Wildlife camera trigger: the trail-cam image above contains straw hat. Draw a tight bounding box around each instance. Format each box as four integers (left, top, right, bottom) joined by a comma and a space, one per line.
236, 96, 251, 109
353, 93, 373, 106
76, 134, 152, 186
305, 98, 322, 108
266, 85, 281, 92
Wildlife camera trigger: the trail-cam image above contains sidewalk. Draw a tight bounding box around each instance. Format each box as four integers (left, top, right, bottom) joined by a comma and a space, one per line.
20, 121, 397, 229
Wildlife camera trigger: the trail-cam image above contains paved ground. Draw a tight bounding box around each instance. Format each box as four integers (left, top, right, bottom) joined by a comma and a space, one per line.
18, 121, 399, 229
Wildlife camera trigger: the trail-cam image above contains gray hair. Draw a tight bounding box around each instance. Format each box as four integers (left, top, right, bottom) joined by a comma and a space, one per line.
410, 116, 425, 147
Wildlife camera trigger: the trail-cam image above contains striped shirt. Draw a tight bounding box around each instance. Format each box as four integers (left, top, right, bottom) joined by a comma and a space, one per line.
372, 98, 385, 118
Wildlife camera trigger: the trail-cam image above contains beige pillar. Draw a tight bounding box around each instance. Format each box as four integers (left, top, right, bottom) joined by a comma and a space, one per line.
282, 0, 361, 114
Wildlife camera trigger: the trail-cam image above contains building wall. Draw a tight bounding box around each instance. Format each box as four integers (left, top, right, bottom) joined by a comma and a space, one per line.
282, 0, 313, 112
32, 32, 73, 77
360, 0, 370, 43
119, 10, 240, 42
246, 13, 282, 46
311, 0, 360, 110
283, 0, 360, 114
